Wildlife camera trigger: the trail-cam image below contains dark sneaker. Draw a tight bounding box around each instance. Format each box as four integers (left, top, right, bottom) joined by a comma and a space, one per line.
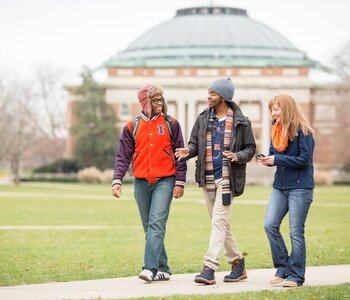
194, 265, 216, 285
224, 257, 247, 282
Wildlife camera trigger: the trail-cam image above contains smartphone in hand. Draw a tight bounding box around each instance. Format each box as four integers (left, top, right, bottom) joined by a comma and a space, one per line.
255, 153, 266, 159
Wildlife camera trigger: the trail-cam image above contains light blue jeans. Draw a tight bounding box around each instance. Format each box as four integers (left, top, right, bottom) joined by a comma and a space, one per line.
264, 188, 313, 285
134, 176, 175, 275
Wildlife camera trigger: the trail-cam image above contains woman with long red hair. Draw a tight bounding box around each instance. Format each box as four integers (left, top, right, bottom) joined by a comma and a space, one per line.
258, 94, 315, 287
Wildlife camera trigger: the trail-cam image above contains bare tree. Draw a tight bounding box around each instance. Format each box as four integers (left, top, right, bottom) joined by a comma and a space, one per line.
34, 63, 67, 139
333, 40, 350, 83
0, 78, 40, 184
0, 78, 12, 160
0, 64, 69, 184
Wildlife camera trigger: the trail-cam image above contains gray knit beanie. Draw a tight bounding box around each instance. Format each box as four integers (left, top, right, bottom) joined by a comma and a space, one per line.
208, 77, 235, 103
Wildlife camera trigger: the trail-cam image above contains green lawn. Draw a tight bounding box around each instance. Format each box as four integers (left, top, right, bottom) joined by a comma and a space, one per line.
142, 283, 350, 300
0, 183, 349, 288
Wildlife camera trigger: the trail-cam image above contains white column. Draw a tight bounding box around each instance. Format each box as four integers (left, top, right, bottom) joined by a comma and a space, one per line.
177, 100, 187, 139
261, 98, 270, 154
186, 100, 197, 143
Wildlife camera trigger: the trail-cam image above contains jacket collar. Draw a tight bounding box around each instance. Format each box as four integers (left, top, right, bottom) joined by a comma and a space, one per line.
141, 110, 162, 121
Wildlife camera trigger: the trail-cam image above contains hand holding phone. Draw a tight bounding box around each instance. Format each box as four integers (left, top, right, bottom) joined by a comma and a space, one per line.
255, 153, 266, 159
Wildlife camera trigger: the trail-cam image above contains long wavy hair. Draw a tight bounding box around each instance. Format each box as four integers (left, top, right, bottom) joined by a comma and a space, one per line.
268, 94, 315, 141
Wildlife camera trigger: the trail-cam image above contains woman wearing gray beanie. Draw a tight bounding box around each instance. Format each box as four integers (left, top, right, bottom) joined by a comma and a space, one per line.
175, 77, 256, 285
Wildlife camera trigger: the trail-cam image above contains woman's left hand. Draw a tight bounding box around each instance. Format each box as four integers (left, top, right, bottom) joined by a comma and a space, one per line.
260, 155, 275, 166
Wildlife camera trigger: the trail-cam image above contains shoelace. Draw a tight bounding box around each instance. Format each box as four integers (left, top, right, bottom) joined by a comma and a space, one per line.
202, 266, 213, 274
231, 260, 241, 271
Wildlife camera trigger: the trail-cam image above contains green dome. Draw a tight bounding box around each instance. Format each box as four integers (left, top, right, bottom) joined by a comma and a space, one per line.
106, 7, 312, 67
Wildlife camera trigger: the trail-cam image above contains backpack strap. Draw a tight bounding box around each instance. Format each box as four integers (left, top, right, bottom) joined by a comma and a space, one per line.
131, 116, 141, 142
163, 115, 174, 140
163, 115, 175, 155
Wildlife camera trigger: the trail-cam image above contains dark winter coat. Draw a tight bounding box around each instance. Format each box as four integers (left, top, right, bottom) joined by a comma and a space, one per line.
188, 103, 256, 197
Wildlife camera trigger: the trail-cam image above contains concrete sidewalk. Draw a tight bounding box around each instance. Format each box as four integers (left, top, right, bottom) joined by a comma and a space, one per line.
1, 265, 349, 300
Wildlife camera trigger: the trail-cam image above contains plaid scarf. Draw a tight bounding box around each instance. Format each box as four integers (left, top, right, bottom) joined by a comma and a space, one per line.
205, 108, 234, 205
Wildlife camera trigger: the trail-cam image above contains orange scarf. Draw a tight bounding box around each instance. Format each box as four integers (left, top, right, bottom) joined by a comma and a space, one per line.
271, 123, 288, 152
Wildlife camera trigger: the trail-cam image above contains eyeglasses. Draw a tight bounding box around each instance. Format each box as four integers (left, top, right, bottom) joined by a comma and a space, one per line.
151, 97, 164, 105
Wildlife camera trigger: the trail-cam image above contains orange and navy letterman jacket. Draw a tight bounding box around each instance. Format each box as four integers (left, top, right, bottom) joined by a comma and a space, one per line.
112, 112, 186, 187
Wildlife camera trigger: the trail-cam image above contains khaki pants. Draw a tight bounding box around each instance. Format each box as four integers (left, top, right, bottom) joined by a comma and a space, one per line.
202, 180, 242, 271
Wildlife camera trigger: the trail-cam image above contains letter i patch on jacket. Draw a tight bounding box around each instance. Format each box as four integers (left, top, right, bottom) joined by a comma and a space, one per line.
158, 125, 165, 135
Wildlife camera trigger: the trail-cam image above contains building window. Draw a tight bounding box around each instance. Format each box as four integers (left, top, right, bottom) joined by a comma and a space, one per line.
121, 103, 129, 117
154, 69, 177, 76
239, 69, 262, 76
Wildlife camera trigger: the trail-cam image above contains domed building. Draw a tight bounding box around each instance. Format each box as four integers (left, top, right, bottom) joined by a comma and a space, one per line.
67, 6, 350, 182
109, 7, 310, 68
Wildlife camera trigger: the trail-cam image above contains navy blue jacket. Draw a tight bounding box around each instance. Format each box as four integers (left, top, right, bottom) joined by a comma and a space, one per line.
270, 128, 315, 190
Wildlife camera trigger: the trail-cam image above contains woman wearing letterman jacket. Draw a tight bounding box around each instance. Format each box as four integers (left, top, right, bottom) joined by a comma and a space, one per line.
258, 94, 315, 287
112, 84, 186, 283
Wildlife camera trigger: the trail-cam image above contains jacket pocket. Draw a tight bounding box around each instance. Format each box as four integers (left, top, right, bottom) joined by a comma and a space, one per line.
133, 151, 140, 162
232, 164, 246, 196
234, 174, 246, 196
163, 149, 175, 164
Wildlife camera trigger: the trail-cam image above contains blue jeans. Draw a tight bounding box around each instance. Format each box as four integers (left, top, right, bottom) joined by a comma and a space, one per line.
134, 176, 175, 275
264, 188, 313, 285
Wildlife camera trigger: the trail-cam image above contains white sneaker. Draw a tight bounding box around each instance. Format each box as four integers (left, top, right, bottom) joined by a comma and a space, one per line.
153, 271, 171, 281
138, 269, 154, 283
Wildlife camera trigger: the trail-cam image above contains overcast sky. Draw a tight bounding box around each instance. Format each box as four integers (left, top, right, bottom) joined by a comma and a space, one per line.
0, 0, 349, 78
